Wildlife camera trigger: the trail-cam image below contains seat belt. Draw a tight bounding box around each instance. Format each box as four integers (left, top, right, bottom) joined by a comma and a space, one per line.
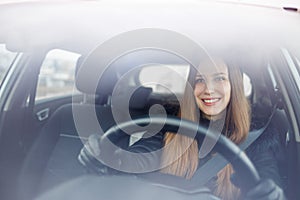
191, 108, 277, 186
139, 123, 273, 193
139, 108, 277, 192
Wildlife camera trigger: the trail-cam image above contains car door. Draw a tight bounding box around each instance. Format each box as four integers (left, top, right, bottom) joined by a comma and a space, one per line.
272, 48, 300, 200
0, 48, 43, 200
0, 47, 83, 200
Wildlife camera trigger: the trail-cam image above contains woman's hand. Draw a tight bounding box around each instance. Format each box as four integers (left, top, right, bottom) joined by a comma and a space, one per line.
245, 179, 286, 200
78, 134, 112, 175
231, 172, 286, 200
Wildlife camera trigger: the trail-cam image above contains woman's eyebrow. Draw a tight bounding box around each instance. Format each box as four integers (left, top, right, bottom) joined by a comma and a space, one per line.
195, 74, 204, 78
196, 73, 227, 77
212, 72, 228, 76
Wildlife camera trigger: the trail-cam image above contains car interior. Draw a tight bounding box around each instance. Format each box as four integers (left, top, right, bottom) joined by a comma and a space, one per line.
0, 1, 300, 200
4, 47, 291, 200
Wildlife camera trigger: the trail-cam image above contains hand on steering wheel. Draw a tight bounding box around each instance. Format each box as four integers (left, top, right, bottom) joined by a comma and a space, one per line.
79, 116, 261, 193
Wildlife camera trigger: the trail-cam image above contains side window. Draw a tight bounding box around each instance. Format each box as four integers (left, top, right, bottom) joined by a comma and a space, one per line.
36, 49, 81, 100
0, 44, 18, 86
139, 64, 190, 95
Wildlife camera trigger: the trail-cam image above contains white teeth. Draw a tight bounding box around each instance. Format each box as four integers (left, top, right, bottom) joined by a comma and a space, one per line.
203, 99, 219, 103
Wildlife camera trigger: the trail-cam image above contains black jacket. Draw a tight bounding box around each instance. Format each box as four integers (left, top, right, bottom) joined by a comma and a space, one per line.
78, 118, 285, 193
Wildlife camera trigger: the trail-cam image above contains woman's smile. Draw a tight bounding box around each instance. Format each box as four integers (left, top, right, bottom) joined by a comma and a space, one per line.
201, 97, 221, 106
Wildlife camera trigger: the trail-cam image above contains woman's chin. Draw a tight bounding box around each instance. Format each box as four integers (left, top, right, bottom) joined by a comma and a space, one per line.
202, 110, 226, 120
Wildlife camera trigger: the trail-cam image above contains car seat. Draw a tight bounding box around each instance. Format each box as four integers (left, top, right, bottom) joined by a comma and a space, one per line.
17, 56, 153, 200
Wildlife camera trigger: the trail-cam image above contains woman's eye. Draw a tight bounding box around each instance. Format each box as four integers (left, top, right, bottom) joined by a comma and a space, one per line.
195, 78, 205, 84
214, 76, 226, 82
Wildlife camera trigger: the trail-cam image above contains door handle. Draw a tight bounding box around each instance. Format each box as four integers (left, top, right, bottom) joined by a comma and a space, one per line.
36, 108, 50, 121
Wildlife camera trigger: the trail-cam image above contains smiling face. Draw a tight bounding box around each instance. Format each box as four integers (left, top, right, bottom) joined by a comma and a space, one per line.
193, 59, 231, 120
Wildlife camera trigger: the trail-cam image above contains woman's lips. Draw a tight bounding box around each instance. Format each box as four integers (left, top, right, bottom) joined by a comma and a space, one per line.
201, 98, 221, 106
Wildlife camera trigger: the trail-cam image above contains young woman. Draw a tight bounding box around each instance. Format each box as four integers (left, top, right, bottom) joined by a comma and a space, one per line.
160, 58, 285, 200
79, 58, 285, 200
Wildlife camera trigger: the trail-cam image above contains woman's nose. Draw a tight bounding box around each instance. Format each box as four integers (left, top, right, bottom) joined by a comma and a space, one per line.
204, 81, 215, 94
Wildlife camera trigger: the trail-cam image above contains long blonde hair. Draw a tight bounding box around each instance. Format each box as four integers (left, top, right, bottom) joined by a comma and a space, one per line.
160, 61, 250, 200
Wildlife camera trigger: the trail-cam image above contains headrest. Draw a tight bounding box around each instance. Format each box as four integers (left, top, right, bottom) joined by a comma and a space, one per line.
112, 86, 152, 110
129, 87, 152, 109
75, 55, 153, 110
75, 55, 118, 96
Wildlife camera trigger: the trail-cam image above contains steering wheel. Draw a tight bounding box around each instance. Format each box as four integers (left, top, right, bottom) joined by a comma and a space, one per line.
37, 116, 261, 200
101, 116, 260, 192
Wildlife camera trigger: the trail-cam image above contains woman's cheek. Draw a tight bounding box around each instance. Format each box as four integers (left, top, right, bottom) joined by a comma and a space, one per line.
194, 85, 203, 96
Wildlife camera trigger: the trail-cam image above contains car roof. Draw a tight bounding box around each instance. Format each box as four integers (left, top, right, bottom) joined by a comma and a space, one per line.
0, 0, 299, 54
